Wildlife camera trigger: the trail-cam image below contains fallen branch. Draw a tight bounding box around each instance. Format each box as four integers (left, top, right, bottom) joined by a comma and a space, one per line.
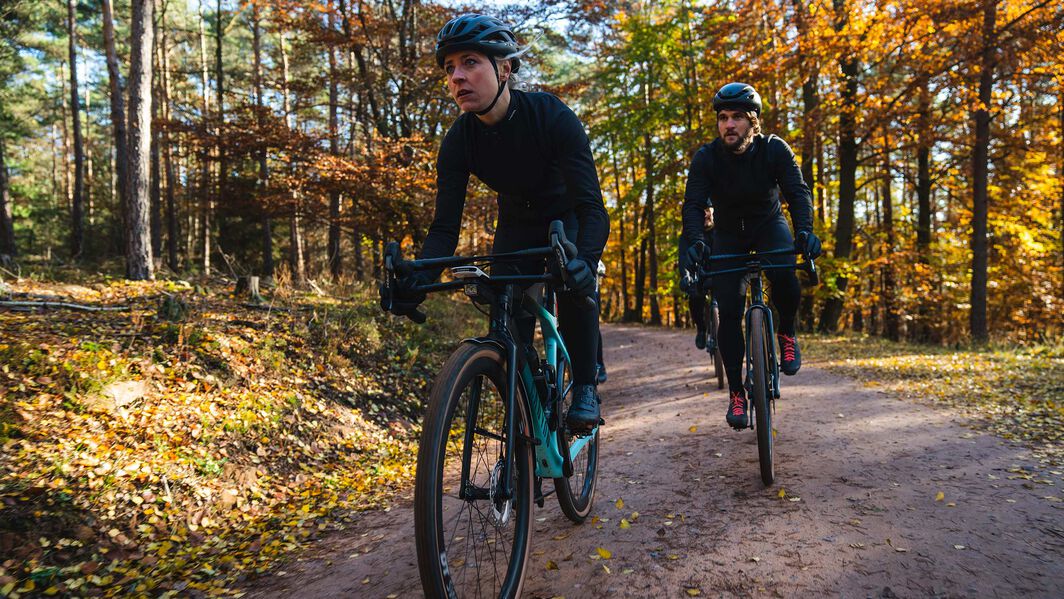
0, 300, 130, 312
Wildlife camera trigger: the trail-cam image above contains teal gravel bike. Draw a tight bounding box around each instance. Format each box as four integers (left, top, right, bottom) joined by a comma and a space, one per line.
381, 221, 599, 598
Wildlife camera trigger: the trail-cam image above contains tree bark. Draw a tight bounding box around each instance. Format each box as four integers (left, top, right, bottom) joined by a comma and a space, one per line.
0, 139, 15, 256
969, 0, 997, 344
794, 0, 820, 224
197, 1, 212, 272
279, 25, 306, 286
609, 134, 630, 318
214, 0, 227, 254
125, 0, 155, 280
67, 0, 86, 259
251, 3, 273, 278
818, 0, 858, 333
644, 131, 660, 325
150, 63, 162, 258
881, 128, 899, 341
327, 6, 342, 281
159, 2, 179, 270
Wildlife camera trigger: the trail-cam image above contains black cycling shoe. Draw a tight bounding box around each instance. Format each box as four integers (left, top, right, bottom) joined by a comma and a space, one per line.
695, 328, 707, 350
596, 364, 608, 385
725, 390, 748, 429
566, 384, 601, 433
778, 333, 801, 376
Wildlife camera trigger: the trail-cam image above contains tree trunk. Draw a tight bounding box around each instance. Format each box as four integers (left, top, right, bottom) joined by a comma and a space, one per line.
214, 0, 227, 254
197, 2, 212, 272
279, 25, 306, 286
609, 135, 630, 318
970, 0, 997, 344
251, 3, 274, 278
794, 0, 819, 224
0, 139, 15, 256
327, 7, 342, 281
882, 128, 899, 341
159, 2, 179, 270
644, 132, 660, 325
150, 69, 162, 259
916, 79, 932, 260
67, 0, 86, 259
819, 0, 858, 333
125, 0, 155, 280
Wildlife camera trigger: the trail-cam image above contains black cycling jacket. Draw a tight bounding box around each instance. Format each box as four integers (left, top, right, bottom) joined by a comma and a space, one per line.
420, 89, 609, 268
681, 134, 813, 244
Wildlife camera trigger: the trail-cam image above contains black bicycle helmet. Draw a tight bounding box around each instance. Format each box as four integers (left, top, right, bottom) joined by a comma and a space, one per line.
712, 83, 762, 115
435, 14, 522, 73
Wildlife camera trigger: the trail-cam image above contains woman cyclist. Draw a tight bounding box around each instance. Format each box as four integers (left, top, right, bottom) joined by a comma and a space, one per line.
383, 14, 610, 432
681, 83, 821, 430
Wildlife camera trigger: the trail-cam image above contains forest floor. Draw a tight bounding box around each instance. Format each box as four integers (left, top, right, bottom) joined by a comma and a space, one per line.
0, 273, 480, 598
241, 324, 1064, 599
1, 273, 1062, 597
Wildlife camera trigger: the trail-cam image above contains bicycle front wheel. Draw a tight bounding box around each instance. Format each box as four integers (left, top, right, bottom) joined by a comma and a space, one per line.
749, 309, 775, 486
414, 342, 535, 599
553, 356, 598, 523
710, 301, 724, 390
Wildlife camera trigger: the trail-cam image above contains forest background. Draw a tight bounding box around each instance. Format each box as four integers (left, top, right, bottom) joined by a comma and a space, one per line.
1, 0, 1061, 343
1, 1, 1063, 595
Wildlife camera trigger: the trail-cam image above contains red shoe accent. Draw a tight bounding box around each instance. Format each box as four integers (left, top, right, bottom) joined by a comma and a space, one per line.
730, 391, 745, 416
779, 334, 796, 363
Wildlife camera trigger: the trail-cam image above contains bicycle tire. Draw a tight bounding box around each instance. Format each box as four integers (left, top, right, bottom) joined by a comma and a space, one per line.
710, 302, 724, 390
749, 309, 775, 486
414, 342, 534, 599
553, 356, 599, 523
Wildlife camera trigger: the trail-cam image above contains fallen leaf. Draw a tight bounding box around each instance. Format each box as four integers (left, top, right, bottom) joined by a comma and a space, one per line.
615, 498, 624, 510
619, 519, 631, 529
596, 547, 612, 560
953, 544, 966, 550
689, 425, 697, 433
935, 491, 945, 502
686, 589, 702, 597
546, 560, 559, 570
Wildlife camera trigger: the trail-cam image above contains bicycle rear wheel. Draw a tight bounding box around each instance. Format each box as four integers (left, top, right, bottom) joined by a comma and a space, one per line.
553, 356, 598, 523
749, 309, 775, 486
414, 342, 534, 599
709, 301, 724, 390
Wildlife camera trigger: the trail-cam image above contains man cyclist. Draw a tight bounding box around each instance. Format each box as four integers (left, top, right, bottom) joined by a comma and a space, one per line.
681, 83, 821, 429
382, 14, 610, 432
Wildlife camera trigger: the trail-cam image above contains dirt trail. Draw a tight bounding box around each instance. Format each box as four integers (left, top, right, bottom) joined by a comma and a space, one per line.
244, 324, 1064, 598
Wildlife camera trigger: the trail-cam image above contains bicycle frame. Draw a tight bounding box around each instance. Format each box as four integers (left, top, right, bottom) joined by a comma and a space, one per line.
701, 247, 815, 406
387, 245, 596, 502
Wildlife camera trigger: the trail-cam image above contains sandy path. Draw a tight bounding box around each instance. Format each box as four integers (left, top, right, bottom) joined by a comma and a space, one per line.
243, 324, 1064, 598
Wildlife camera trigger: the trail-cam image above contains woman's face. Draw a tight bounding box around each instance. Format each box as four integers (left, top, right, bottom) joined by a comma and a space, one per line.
443, 51, 508, 113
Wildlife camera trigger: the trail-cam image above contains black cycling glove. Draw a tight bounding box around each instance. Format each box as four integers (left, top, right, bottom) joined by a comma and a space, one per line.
685, 240, 710, 273
564, 258, 597, 299
380, 271, 428, 323
795, 230, 822, 260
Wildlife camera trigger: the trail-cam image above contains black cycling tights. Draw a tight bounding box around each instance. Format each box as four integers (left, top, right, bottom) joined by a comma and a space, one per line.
492, 214, 600, 387
711, 215, 800, 393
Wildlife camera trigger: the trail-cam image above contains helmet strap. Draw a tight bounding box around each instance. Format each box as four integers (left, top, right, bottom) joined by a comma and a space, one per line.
475, 58, 507, 117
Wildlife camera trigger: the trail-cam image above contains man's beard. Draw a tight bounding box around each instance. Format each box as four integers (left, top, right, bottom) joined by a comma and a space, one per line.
722, 129, 755, 153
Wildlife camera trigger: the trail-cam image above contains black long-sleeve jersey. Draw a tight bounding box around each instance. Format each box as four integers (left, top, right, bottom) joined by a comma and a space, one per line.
681, 134, 813, 244
420, 89, 609, 267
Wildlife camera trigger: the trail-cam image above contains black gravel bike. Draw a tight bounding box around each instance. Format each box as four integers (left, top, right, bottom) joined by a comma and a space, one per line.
381, 221, 600, 598
700, 248, 817, 485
